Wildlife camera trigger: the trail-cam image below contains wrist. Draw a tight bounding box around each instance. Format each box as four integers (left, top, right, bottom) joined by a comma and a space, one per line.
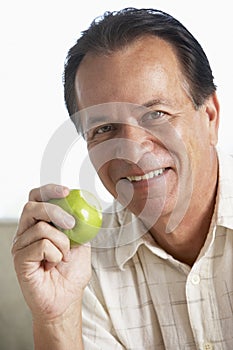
33, 300, 83, 350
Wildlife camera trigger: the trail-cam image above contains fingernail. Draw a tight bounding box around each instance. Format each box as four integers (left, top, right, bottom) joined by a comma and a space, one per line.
55, 186, 69, 195
64, 214, 75, 228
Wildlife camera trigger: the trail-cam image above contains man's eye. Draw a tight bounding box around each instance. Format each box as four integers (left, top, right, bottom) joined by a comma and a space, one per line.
141, 110, 166, 122
85, 123, 117, 142
95, 124, 114, 134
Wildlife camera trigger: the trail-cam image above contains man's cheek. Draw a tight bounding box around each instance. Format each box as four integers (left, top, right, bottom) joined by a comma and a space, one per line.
88, 140, 117, 172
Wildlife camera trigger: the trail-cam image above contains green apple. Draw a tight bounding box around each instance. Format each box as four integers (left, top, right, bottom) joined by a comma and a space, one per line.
48, 189, 102, 244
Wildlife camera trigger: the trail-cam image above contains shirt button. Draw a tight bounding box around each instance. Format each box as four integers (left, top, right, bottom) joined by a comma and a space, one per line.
203, 342, 213, 350
191, 274, 200, 285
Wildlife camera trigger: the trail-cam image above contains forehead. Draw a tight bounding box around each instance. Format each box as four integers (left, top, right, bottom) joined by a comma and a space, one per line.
75, 35, 187, 109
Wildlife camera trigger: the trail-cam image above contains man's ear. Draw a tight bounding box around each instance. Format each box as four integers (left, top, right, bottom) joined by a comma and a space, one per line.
205, 92, 220, 146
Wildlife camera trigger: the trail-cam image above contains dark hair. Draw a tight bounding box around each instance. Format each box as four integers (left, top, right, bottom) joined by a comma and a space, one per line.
64, 7, 216, 117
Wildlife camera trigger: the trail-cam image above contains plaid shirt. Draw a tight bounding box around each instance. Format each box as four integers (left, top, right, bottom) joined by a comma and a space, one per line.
82, 150, 233, 350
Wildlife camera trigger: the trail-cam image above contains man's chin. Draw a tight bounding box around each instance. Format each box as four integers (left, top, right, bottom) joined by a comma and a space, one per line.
125, 195, 165, 224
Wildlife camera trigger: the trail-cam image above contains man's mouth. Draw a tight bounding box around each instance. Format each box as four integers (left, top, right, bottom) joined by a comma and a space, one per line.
126, 168, 167, 182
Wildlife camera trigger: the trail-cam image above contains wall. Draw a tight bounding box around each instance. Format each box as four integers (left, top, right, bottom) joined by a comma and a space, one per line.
0, 221, 33, 350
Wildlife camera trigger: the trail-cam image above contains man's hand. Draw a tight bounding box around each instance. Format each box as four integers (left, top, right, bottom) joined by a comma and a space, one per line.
11, 184, 91, 324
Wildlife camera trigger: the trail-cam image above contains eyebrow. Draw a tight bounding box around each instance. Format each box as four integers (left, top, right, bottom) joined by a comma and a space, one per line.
141, 98, 172, 108
80, 114, 112, 134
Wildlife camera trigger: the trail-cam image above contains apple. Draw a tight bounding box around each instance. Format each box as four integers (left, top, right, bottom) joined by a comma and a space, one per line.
48, 189, 102, 244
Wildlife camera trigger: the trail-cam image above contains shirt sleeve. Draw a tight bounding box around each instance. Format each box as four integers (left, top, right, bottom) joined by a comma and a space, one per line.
82, 273, 125, 350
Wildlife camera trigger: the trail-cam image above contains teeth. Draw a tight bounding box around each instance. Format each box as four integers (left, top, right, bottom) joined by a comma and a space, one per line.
126, 168, 166, 182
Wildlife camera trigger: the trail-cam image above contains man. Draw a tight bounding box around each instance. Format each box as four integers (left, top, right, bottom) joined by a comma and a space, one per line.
12, 8, 233, 350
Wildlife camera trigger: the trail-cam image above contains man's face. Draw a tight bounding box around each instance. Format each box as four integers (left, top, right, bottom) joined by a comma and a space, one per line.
75, 36, 219, 231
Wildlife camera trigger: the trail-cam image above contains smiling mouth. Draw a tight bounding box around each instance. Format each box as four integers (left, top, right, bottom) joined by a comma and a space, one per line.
125, 168, 168, 182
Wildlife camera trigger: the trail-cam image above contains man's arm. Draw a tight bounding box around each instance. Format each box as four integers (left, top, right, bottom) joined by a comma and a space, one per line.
33, 298, 83, 350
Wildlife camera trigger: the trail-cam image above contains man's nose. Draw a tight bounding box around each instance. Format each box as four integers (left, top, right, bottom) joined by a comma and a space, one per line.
115, 124, 154, 163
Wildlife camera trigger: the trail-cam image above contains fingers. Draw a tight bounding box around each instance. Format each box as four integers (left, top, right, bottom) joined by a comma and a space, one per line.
12, 184, 75, 274
29, 184, 70, 202
12, 221, 70, 260
12, 219, 73, 276
13, 237, 66, 275
17, 196, 75, 237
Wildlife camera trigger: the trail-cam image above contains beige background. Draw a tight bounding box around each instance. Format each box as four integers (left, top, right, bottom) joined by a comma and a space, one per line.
0, 222, 33, 350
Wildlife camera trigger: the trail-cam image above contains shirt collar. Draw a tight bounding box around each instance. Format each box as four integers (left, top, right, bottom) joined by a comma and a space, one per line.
115, 208, 168, 270
114, 209, 147, 270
